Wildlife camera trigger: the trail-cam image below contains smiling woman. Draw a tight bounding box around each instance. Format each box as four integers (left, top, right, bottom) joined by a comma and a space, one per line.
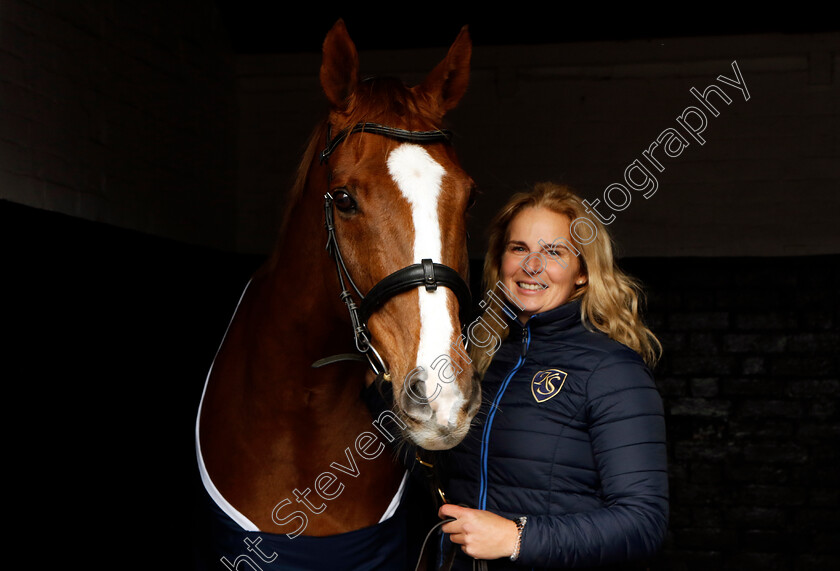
470, 182, 662, 376
435, 181, 668, 570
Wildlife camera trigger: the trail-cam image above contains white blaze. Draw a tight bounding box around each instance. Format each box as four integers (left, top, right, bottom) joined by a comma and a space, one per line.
387, 144, 462, 426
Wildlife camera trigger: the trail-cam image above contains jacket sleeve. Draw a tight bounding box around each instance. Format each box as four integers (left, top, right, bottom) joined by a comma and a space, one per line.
516, 351, 669, 568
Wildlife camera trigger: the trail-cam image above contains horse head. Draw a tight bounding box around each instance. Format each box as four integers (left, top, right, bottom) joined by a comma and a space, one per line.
317, 20, 480, 450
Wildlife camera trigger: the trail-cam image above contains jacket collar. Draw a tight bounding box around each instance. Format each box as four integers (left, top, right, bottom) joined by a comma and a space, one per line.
508, 298, 583, 335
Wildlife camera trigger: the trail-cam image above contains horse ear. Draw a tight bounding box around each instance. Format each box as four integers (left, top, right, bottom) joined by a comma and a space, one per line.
320, 19, 359, 109
415, 26, 472, 119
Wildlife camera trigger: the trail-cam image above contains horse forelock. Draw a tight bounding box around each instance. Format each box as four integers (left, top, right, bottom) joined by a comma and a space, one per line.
343, 76, 440, 131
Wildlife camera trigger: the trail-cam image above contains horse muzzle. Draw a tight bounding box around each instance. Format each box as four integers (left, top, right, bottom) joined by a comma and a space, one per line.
397, 365, 481, 450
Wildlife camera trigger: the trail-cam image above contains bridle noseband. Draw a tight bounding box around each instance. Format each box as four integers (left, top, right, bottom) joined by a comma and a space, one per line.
313, 122, 472, 379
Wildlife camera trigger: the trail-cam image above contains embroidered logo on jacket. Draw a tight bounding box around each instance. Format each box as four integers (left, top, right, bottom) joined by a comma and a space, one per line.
531, 369, 567, 403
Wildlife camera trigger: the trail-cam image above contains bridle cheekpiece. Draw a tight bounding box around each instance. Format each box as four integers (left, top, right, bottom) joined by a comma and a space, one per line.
313, 122, 471, 380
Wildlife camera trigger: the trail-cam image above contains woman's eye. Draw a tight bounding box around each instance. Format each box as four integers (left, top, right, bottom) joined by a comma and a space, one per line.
332, 189, 357, 212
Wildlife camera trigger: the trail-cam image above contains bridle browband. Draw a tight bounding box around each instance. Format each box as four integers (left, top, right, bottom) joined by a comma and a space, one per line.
319, 122, 453, 164
312, 121, 471, 380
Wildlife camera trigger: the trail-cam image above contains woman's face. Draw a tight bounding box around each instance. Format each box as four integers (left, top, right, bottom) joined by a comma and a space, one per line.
500, 207, 587, 323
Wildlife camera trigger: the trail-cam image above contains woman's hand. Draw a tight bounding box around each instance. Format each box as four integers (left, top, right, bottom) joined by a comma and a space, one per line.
438, 504, 519, 560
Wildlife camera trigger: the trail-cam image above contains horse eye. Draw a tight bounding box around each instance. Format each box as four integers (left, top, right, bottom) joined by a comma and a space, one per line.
332, 189, 357, 213
466, 187, 478, 211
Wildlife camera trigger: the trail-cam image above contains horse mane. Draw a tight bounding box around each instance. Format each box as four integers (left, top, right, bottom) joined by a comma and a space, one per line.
282, 119, 329, 234
260, 120, 328, 272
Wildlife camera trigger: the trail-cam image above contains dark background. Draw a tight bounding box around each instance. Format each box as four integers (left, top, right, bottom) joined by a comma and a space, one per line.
2, 2, 838, 570
212, 4, 833, 54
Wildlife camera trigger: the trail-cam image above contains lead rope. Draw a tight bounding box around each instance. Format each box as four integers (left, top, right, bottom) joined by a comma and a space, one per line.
415, 517, 454, 571
413, 519, 488, 571
412, 451, 487, 571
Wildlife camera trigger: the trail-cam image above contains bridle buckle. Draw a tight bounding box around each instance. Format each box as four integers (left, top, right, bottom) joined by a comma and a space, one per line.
422, 258, 437, 291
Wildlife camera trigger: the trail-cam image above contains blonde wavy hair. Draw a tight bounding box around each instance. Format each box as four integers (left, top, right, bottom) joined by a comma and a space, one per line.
470, 182, 661, 374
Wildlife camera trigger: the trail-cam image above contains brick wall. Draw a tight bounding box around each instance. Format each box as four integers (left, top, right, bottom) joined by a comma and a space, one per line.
0, 0, 236, 250
457, 37, 840, 259
622, 256, 840, 570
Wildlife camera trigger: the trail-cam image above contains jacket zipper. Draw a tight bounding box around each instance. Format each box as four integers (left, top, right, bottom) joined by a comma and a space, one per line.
478, 323, 531, 510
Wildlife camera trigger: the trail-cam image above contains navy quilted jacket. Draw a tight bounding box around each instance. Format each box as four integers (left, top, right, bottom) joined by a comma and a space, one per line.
440, 298, 668, 570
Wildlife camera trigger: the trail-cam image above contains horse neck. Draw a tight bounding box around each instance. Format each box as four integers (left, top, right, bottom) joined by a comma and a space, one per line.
235, 171, 362, 405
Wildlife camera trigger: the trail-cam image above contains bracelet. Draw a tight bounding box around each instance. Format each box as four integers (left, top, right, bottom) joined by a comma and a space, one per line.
510, 516, 527, 561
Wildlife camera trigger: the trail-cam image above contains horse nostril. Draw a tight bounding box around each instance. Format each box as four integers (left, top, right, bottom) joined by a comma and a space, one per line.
399, 377, 433, 422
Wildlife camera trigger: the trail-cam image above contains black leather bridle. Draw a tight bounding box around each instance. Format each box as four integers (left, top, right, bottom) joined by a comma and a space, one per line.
312, 122, 472, 379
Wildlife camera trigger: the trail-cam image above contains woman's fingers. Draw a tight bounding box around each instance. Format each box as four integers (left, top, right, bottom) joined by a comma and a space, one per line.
437, 504, 519, 559
441, 520, 459, 535
438, 503, 466, 519
448, 533, 466, 545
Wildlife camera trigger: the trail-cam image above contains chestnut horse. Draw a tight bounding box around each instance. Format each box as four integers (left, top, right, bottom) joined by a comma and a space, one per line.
195, 20, 479, 569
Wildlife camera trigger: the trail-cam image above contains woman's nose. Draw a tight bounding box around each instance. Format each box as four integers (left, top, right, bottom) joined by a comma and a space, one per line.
523, 252, 545, 274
